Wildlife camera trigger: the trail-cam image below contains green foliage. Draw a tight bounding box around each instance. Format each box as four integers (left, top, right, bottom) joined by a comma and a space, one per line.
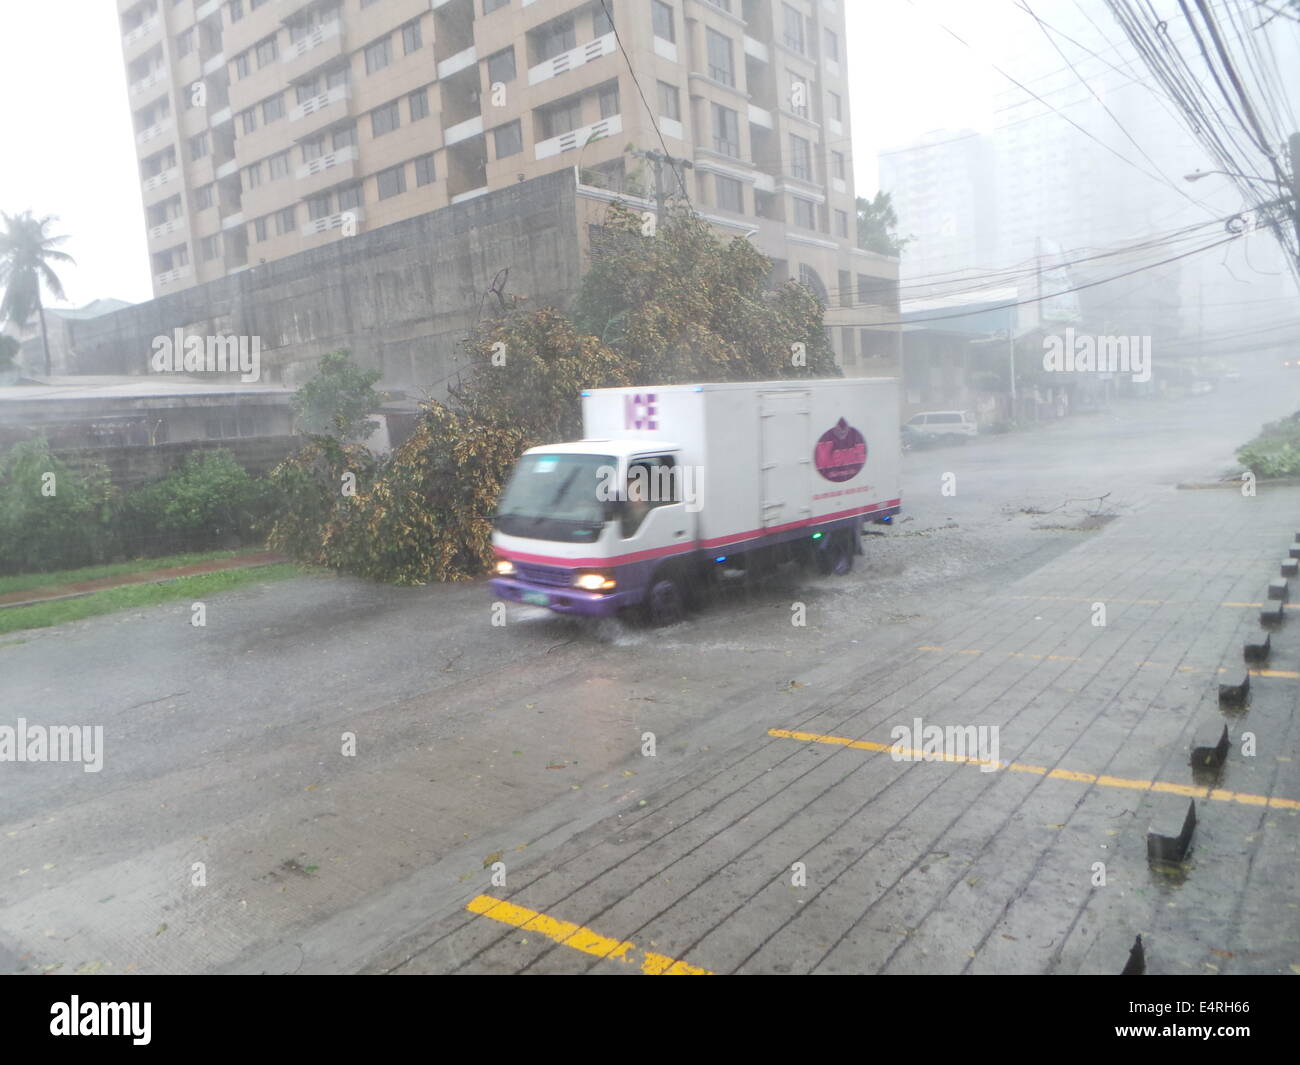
122, 449, 271, 548
0, 437, 115, 574
291, 350, 383, 441
1237, 412, 1300, 477
269, 203, 844, 581
856, 192, 911, 257
0, 334, 18, 370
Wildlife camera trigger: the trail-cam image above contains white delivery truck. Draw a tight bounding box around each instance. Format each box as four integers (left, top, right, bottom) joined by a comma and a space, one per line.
490, 378, 901, 624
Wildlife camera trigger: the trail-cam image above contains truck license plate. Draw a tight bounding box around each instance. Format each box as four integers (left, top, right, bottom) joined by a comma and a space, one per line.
521, 591, 550, 607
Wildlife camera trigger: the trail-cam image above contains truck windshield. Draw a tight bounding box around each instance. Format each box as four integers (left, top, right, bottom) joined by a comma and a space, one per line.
494, 453, 616, 542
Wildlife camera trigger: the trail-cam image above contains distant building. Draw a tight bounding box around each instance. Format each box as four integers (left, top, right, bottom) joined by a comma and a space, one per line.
3, 299, 135, 378
114, 0, 898, 376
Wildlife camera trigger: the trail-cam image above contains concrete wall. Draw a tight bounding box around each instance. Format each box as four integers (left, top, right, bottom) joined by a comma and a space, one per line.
71, 169, 583, 396
58, 435, 301, 490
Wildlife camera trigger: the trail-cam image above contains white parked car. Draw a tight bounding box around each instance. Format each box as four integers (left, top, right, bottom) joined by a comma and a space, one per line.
905, 410, 978, 442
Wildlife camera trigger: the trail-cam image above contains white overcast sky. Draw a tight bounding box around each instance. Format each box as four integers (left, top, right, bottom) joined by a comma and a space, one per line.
0, 1, 1059, 309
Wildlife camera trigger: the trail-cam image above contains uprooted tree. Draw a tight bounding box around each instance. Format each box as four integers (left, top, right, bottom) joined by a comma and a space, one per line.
267, 202, 841, 583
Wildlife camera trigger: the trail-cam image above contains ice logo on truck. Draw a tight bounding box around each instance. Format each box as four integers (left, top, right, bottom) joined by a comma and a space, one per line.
814, 418, 867, 482
624, 393, 658, 431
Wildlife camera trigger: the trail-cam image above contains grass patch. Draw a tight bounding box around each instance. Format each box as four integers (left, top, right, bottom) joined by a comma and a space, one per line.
0, 563, 309, 635
0, 548, 258, 598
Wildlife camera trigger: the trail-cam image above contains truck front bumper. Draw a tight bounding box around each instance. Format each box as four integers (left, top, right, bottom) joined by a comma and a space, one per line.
490, 577, 630, 618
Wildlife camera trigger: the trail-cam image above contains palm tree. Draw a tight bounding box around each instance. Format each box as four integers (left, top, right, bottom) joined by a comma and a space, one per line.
0, 211, 75, 377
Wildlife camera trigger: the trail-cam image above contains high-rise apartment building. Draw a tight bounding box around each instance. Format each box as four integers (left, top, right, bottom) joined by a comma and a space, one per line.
117, 0, 898, 373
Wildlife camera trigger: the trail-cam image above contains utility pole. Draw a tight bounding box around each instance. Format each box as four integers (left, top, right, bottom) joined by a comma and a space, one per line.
1291, 132, 1300, 262
630, 149, 693, 225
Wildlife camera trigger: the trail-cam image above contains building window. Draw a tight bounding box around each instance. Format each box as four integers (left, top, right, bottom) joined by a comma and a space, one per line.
799, 263, 827, 304
409, 87, 429, 121
706, 29, 734, 86
789, 134, 812, 181
238, 108, 257, 135
189, 132, 209, 160
538, 96, 582, 140
842, 326, 856, 362
839, 270, 852, 308
652, 0, 674, 42
253, 216, 268, 241
494, 120, 522, 159
536, 16, 576, 61
255, 35, 278, 67
834, 208, 849, 238
364, 36, 391, 74
195, 184, 215, 210
176, 28, 194, 57
200, 233, 221, 261
263, 94, 285, 123
593, 3, 613, 36
657, 81, 679, 121
377, 163, 406, 200
275, 205, 296, 235
715, 174, 744, 213
302, 135, 325, 162
829, 91, 843, 122
338, 183, 363, 212
832, 151, 846, 180
793, 196, 816, 229
401, 19, 422, 55
372, 100, 400, 137
228, 0, 243, 22
333, 125, 356, 150
414, 153, 436, 186
307, 193, 332, 221
268, 150, 291, 179
824, 28, 839, 61
484, 0, 509, 12
782, 4, 804, 53
598, 81, 620, 119
242, 161, 262, 190
487, 46, 515, 85
233, 52, 250, 78
712, 103, 739, 157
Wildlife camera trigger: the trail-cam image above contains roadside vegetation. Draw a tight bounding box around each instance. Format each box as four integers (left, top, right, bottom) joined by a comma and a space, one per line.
0, 563, 305, 635
266, 204, 842, 584
1237, 412, 1300, 478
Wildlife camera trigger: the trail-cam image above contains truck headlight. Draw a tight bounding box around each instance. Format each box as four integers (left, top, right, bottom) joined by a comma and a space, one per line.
574, 572, 616, 591
495, 559, 516, 576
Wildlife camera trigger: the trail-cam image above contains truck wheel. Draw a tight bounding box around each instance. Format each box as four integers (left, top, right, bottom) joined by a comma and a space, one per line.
816, 531, 854, 576
645, 573, 686, 626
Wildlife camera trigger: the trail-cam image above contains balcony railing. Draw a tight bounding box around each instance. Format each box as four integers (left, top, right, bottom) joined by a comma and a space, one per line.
283, 21, 342, 64
123, 15, 160, 49
301, 207, 364, 236
142, 166, 180, 192
154, 264, 192, 287
128, 67, 167, 97
148, 217, 186, 241
289, 84, 349, 122
135, 118, 174, 146
296, 144, 358, 181
528, 33, 615, 86
535, 113, 622, 161
443, 115, 484, 146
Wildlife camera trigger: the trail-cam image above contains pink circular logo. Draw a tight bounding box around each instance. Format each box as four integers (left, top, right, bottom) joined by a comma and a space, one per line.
814, 418, 867, 482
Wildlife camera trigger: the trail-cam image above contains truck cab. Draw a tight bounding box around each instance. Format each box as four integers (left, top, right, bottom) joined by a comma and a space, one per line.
490, 440, 697, 619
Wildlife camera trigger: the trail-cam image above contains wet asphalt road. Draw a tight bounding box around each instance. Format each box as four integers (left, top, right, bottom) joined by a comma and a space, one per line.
2, 361, 1299, 974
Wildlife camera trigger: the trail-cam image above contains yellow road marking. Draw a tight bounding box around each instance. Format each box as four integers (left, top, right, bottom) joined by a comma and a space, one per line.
465, 894, 713, 974
912, 645, 1300, 679
768, 729, 1300, 811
